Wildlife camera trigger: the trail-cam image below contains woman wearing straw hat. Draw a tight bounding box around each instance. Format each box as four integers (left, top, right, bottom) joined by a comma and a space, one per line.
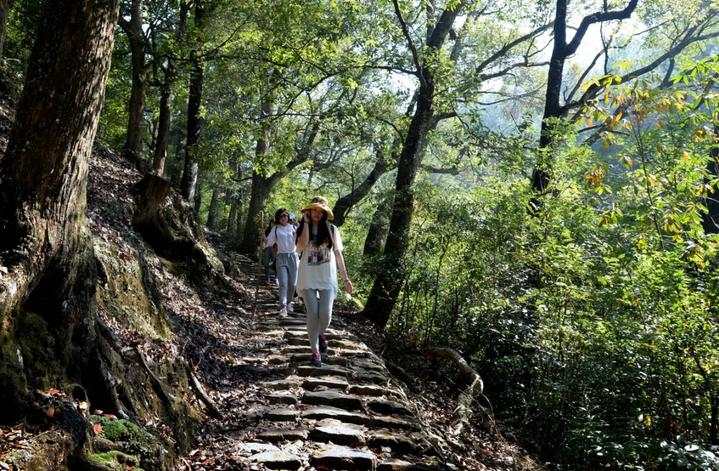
296, 196, 353, 367
265, 208, 299, 315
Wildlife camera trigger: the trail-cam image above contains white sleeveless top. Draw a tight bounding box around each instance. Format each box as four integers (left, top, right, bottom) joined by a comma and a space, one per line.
297, 223, 343, 292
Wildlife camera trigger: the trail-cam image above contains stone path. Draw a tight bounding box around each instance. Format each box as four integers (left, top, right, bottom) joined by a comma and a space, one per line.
228, 275, 448, 470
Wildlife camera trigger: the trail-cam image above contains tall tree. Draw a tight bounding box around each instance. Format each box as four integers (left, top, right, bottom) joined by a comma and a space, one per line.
0, 0, 118, 417
362, 0, 464, 327
119, 0, 147, 166
152, 61, 173, 175
239, 113, 320, 254
531, 0, 718, 193
363, 192, 392, 256
180, 0, 205, 204
151, 0, 188, 176
0, 0, 13, 60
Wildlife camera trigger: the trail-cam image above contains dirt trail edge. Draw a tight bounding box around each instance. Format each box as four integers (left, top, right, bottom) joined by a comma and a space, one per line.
181, 263, 457, 471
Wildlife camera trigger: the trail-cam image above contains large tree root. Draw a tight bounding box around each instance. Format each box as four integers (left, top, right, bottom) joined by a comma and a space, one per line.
185, 362, 222, 418
425, 347, 485, 435
131, 174, 224, 281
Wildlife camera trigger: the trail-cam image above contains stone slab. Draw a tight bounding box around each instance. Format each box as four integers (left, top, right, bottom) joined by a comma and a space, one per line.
252, 450, 302, 469
310, 445, 377, 470
303, 390, 364, 410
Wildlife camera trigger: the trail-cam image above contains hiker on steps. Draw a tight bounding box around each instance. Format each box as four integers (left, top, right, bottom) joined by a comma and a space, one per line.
265, 208, 299, 315
296, 196, 353, 367
261, 219, 278, 285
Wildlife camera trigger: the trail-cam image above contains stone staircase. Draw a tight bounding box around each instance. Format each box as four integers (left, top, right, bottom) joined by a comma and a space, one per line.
235, 295, 451, 470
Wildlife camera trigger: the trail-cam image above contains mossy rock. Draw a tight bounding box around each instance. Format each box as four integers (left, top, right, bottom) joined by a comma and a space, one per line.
85, 450, 143, 471
90, 416, 166, 469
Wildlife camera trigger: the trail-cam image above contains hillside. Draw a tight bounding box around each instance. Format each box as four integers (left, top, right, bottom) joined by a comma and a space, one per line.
0, 98, 534, 470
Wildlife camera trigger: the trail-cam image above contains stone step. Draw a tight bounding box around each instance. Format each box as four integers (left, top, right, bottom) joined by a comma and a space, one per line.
262, 378, 302, 390
328, 339, 368, 350
288, 351, 336, 363
367, 432, 426, 454
303, 376, 350, 391
237, 442, 280, 455
297, 365, 351, 378
280, 319, 307, 327
333, 349, 372, 359
303, 390, 364, 410
378, 460, 440, 470
328, 356, 384, 371
284, 330, 308, 339
266, 391, 298, 405
301, 406, 370, 426
268, 355, 288, 365
282, 345, 313, 354
310, 445, 377, 470
352, 371, 390, 386
284, 330, 358, 343
368, 415, 420, 431
252, 450, 302, 470
264, 407, 299, 422
348, 384, 400, 398
309, 419, 366, 446
256, 428, 309, 443
366, 399, 412, 416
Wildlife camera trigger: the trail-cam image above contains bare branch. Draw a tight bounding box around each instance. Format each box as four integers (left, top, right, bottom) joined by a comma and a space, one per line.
392, 0, 423, 80
565, 0, 639, 55
476, 22, 554, 73
567, 24, 719, 112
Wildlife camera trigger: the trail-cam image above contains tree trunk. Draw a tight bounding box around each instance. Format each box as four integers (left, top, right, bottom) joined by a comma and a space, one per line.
180, 1, 205, 204
193, 170, 203, 221
702, 124, 719, 234
239, 94, 274, 255
121, 0, 146, 168
0, 0, 13, 60
169, 124, 184, 186
333, 150, 391, 226
531, 0, 567, 193
239, 172, 273, 256
206, 186, 222, 230
363, 193, 392, 257
0, 0, 118, 419
530, 0, 638, 193
152, 63, 173, 176
362, 79, 435, 327
226, 193, 238, 233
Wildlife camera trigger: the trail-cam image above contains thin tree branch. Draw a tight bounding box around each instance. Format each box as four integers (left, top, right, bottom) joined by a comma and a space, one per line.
565, 0, 639, 55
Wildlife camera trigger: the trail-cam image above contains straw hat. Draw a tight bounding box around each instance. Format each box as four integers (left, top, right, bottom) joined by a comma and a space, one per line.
301, 196, 334, 221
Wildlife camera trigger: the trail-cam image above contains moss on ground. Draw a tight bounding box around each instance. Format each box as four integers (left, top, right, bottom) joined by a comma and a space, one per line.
90, 416, 163, 469
85, 450, 143, 470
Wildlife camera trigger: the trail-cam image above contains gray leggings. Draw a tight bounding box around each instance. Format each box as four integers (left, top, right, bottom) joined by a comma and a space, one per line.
275, 253, 298, 308
303, 289, 336, 353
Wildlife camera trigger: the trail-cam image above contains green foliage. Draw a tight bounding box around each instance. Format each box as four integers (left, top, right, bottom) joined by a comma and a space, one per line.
387, 76, 719, 468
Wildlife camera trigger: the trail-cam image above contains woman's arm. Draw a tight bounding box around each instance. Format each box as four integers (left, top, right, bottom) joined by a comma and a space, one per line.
265, 226, 277, 247
335, 250, 353, 295
331, 226, 352, 294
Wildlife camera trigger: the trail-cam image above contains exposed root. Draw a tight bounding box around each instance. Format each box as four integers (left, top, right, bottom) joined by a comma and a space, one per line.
426, 347, 485, 435
186, 364, 221, 418
131, 174, 223, 281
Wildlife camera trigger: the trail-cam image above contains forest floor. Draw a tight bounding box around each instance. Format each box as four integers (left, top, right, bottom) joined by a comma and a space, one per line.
0, 96, 538, 470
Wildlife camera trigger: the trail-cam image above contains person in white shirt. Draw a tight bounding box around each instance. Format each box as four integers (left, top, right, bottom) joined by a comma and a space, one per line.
295, 197, 353, 367
265, 208, 299, 315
